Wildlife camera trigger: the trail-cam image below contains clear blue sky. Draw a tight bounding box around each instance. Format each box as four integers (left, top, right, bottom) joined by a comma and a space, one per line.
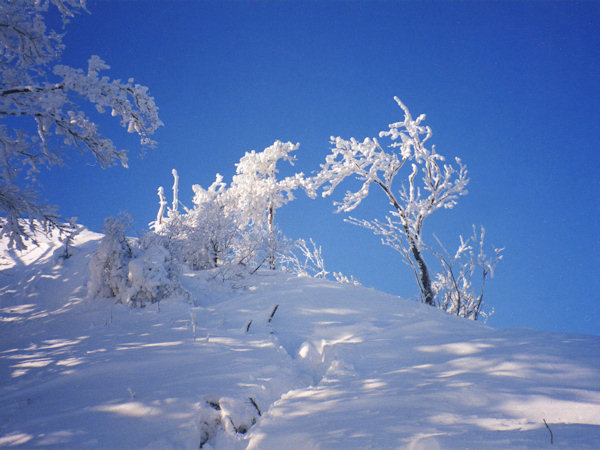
39, 1, 599, 335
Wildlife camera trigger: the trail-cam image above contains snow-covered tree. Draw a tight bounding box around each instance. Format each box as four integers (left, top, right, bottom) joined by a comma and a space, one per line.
58, 217, 81, 259
171, 168, 180, 213
310, 97, 469, 307
125, 233, 180, 306
154, 169, 179, 230
152, 142, 304, 274
189, 174, 241, 268
88, 214, 134, 300
0, 0, 162, 250
89, 214, 179, 306
155, 186, 168, 229
231, 141, 303, 269
153, 172, 245, 270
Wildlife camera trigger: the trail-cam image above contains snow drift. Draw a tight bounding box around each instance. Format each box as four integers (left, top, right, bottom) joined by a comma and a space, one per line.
1, 229, 599, 448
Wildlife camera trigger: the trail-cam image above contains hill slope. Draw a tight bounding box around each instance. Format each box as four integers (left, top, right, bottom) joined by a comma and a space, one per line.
1, 230, 599, 448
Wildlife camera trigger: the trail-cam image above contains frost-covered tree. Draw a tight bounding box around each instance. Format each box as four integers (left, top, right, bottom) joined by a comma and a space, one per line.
189, 174, 241, 268
155, 186, 168, 228
153, 172, 245, 270
154, 169, 178, 230
88, 214, 134, 300
0, 0, 162, 249
89, 214, 179, 306
58, 217, 81, 259
310, 97, 469, 307
171, 168, 180, 213
125, 233, 180, 306
231, 141, 303, 269
152, 141, 304, 273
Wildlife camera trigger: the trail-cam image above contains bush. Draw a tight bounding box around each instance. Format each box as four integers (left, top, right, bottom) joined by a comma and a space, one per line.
88, 215, 180, 306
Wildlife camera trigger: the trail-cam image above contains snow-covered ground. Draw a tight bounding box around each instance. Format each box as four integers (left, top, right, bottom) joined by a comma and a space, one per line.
1, 230, 599, 448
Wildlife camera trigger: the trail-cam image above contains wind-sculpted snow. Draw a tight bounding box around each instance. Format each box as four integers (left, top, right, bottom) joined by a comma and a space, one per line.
1, 230, 599, 448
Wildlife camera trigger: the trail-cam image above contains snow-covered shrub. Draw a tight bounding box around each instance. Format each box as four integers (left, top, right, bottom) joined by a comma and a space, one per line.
155, 209, 210, 271
281, 238, 329, 279
431, 226, 503, 321
89, 215, 180, 305
333, 271, 361, 286
280, 239, 360, 284
88, 215, 134, 300
124, 237, 180, 306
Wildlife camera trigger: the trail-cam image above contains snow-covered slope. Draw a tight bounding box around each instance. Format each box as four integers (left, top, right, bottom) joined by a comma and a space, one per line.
1, 230, 599, 448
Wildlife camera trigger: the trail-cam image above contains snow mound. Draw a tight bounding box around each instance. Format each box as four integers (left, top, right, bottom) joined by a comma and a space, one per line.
1, 229, 599, 448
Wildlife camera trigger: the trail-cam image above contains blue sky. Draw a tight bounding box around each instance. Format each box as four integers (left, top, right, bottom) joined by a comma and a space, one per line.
39, 1, 599, 335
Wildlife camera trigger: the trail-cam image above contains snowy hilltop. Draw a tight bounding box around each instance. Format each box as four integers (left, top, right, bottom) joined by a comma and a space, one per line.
1, 229, 599, 449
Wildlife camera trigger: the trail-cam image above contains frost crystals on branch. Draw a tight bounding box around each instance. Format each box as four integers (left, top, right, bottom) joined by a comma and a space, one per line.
0, 0, 162, 249
431, 226, 503, 321
310, 97, 469, 307
230, 141, 303, 269
150, 141, 304, 275
280, 238, 328, 279
88, 214, 180, 306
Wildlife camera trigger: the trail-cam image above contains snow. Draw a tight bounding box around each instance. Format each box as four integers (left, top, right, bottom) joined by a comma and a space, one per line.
1, 229, 599, 448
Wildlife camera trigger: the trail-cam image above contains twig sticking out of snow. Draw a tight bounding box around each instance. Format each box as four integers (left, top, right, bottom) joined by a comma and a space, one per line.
268, 304, 279, 323
207, 400, 221, 411
543, 418, 554, 445
190, 311, 197, 341
229, 417, 247, 434
249, 397, 261, 416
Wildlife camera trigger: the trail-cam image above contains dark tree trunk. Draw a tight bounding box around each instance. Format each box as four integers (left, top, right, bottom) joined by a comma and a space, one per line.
374, 178, 435, 306
409, 238, 434, 306
212, 241, 219, 267
268, 202, 276, 270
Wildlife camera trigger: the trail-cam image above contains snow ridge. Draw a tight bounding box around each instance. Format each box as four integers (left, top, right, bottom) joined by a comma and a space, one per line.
1, 230, 599, 448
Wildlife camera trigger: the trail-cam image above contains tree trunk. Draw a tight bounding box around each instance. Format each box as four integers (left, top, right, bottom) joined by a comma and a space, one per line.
374, 178, 435, 306
268, 202, 276, 270
409, 240, 434, 306
212, 241, 219, 267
